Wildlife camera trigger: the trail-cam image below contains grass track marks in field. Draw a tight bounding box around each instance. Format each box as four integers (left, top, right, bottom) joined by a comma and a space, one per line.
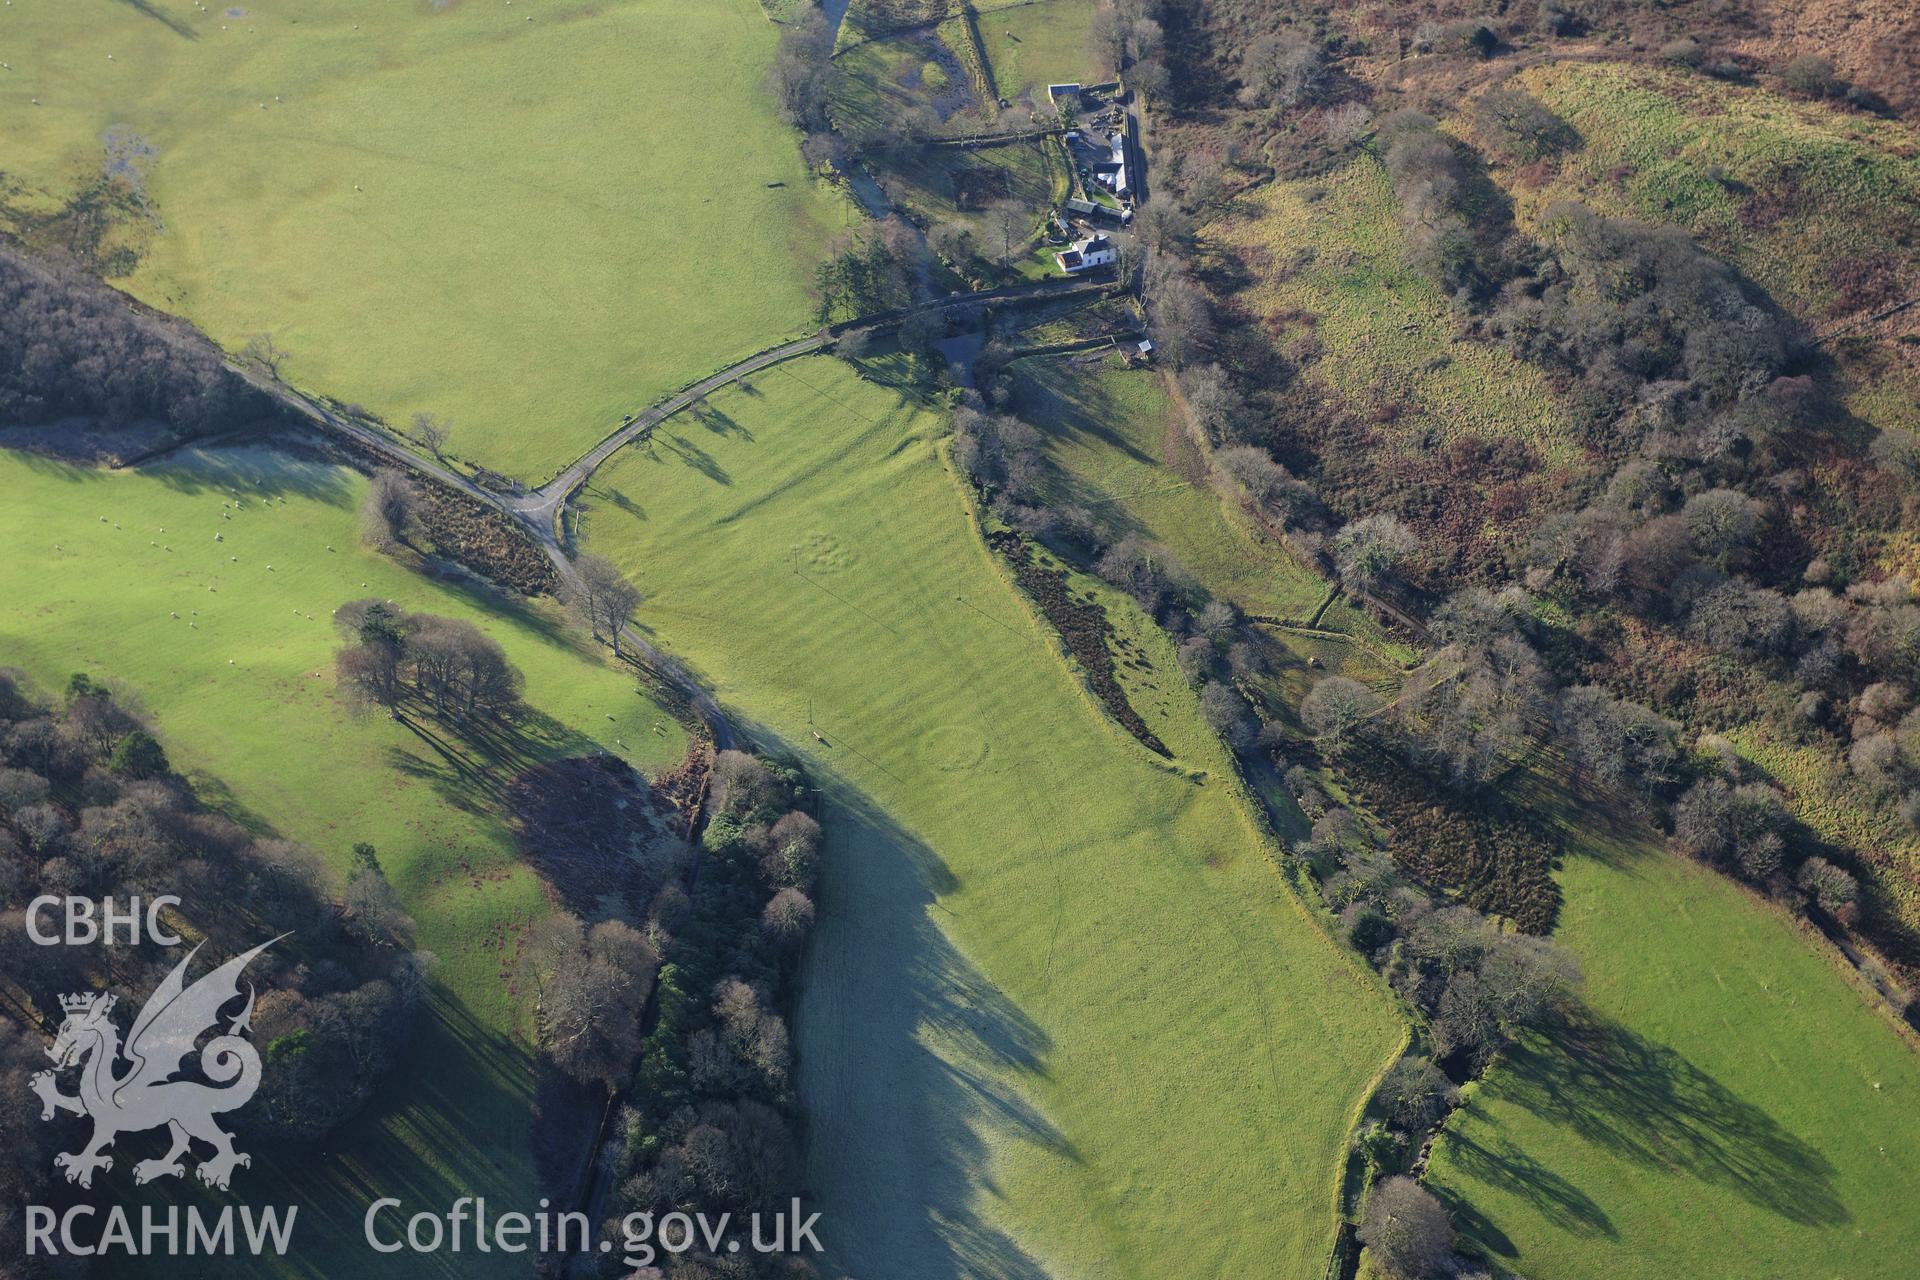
582, 356, 1406, 1278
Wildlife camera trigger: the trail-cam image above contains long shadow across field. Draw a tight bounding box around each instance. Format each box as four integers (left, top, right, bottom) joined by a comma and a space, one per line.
115, 991, 534, 1279
1474, 1012, 1847, 1230
791, 740, 1069, 1280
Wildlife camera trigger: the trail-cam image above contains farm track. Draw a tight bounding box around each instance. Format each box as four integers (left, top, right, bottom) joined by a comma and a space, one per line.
229, 274, 1116, 746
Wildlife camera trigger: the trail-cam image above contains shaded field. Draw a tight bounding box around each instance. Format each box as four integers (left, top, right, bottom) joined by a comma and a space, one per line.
579, 355, 1404, 1278
1014, 356, 1331, 620
0, 441, 685, 1277
0, 0, 851, 481
1428, 815, 1920, 1280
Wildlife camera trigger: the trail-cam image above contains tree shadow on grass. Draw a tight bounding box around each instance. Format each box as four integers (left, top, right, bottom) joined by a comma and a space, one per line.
691, 402, 754, 442
1013, 358, 1158, 469
1482, 1013, 1848, 1228
656, 431, 731, 486
114, 0, 199, 40
400, 559, 586, 657
137, 439, 359, 508
382, 701, 600, 820
1434, 1127, 1615, 1246
769, 730, 1067, 1280
136, 991, 534, 1278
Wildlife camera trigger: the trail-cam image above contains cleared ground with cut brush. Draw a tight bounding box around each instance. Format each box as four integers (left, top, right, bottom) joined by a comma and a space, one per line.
0, 442, 686, 1278
0, 0, 851, 482
579, 355, 1404, 1278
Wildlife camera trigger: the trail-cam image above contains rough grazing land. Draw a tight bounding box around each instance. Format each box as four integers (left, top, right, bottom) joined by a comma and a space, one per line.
0, 443, 685, 1278
0, 0, 851, 482
581, 355, 1405, 1279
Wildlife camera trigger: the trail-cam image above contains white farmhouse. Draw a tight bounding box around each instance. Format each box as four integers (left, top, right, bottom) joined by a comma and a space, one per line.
1056, 233, 1116, 274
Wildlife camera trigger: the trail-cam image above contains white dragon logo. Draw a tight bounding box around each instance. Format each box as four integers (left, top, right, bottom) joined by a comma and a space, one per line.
30, 937, 280, 1191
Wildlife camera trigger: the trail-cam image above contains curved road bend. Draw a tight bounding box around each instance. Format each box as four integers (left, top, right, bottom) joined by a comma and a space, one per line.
511, 274, 1118, 540
228, 273, 1117, 744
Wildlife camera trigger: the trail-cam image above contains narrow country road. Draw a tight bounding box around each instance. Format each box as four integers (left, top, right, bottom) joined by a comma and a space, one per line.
228, 273, 1116, 745
510, 274, 1116, 541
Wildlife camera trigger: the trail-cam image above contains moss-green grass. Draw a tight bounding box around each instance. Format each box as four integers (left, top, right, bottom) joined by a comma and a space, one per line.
831, 28, 966, 137
1210, 160, 1584, 466
0, 442, 686, 1277
1504, 63, 1920, 329
578, 355, 1405, 1278
976, 0, 1105, 108
885, 137, 1064, 253
0, 0, 851, 482
1014, 356, 1330, 619
1427, 813, 1920, 1280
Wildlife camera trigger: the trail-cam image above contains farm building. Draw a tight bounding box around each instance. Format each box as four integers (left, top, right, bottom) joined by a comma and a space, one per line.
1065, 196, 1129, 225
1056, 234, 1115, 274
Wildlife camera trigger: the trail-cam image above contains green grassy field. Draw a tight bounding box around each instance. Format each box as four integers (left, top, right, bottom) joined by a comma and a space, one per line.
579, 354, 1406, 1278
883, 137, 1064, 265
0, 441, 686, 1277
0, 0, 851, 482
976, 0, 1105, 109
1014, 356, 1331, 619
1427, 807, 1920, 1280
831, 27, 970, 136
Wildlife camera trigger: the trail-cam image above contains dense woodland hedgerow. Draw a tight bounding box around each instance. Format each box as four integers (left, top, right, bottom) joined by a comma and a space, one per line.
0, 670, 429, 1271
984, 528, 1171, 755
583, 750, 823, 1279
1105, 0, 1920, 1012
0, 247, 271, 439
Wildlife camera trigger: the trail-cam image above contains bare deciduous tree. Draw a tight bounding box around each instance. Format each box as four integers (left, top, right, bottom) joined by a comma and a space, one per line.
411, 411, 452, 460
764, 11, 833, 133
1237, 32, 1326, 109
1301, 676, 1380, 752
240, 332, 290, 379
360, 468, 419, 550
1358, 1176, 1453, 1278
987, 199, 1029, 268
567, 555, 641, 657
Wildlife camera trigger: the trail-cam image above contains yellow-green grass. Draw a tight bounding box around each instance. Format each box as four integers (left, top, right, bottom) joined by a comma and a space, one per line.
579, 355, 1405, 1277
1210, 160, 1583, 466
976, 0, 1105, 108
1014, 356, 1329, 619
1492, 62, 1920, 438
0, 441, 686, 1277
1427, 813, 1920, 1280
1502, 62, 1920, 329
0, 0, 852, 482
